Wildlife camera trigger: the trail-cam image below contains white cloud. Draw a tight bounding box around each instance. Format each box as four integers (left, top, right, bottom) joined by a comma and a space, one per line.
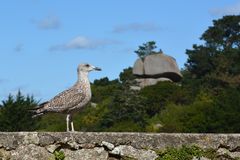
65, 36, 93, 49
113, 22, 160, 33
210, 1, 240, 16
14, 44, 24, 52
35, 15, 60, 30
49, 36, 119, 51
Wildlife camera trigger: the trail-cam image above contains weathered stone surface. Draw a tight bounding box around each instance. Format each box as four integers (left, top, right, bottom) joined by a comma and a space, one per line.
133, 58, 144, 75
133, 53, 182, 82
0, 132, 240, 159
1, 132, 240, 151
101, 141, 115, 150
46, 144, 60, 153
111, 145, 158, 160
0, 132, 23, 150
135, 77, 172, 88
20, 132, 39, 145
63, 147, 108, 160
130, 85, 141, 90
79, 143, 96, 149
38, 132, 55, 146
217, 148, 240, 159
10, 144, 54, 160
0, 148, 10, 160
67, 141, 80, 149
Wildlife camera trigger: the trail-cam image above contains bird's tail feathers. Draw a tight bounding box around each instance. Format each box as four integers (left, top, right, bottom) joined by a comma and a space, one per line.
32, 112, 44, 118
29, 101, 48, 118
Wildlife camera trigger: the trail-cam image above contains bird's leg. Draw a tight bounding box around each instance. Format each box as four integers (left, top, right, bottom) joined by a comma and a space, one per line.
71, 121, 75, 132
66, 114, 70, 132
69, 114, 75, 132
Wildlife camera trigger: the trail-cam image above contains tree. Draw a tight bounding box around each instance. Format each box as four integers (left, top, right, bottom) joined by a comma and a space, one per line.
185, 15, 240, 88
100, 88, 148, 132
93, 77, 119, 86
159, 87, 240, 133
91, 77, 121, 103
0, 91, 38, 131
140, 81, 192, 116
134, 41, 157, 60
201, 15, 240, 50
119, 67, 136, 84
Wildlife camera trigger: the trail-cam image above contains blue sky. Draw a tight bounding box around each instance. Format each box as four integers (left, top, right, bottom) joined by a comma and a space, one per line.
0, 0, 240, 102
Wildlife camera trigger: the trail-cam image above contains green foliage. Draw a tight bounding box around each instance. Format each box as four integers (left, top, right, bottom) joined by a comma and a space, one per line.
134, 41, 158, 60
105, 120, 144, 132
54, 150, 65, 160
145, 115, 163, 132
159, 94, 215, 133
37, 113, 65, 132
119, 67, 136, 84
74, 100, 110, 131
140, 82, 192, 117
91, 77, 121, 103
185, 15, 240, 89
159, 87, 240, 133
156, 145, 218, 160
93, 77, 119, 86
212, 88, 240, 132
99, 89, 148, 131
0, 91, 38, 131
201, 15, 240, 50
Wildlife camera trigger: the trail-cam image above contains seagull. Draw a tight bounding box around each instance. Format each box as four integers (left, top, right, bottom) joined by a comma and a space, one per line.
32, 63, 101, 132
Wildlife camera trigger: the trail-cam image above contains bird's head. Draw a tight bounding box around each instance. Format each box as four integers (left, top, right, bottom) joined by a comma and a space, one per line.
77, 63, 101, 73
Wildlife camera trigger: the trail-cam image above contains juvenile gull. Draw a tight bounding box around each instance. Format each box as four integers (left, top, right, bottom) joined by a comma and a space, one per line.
33, 63, 101, 132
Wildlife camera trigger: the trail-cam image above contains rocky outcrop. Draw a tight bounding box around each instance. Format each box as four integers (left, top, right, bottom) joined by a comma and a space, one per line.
135, 77, 173, 89
132, 53, 182, 88
0, 132, 240, 160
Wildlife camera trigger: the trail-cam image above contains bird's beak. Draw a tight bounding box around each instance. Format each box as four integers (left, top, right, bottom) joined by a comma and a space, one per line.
94, 66, 102, 71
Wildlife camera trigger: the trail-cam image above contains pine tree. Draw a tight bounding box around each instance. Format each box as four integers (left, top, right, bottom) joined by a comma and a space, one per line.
0, 91, 38, 131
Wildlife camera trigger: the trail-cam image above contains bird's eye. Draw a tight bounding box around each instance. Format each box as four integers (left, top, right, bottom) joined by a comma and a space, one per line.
85, 64, 90, 67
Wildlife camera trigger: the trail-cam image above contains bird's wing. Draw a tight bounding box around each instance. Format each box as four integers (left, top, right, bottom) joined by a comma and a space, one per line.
44, 86, 86, 112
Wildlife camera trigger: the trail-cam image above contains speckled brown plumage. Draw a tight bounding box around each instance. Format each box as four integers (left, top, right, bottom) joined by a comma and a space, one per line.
33, 63, 101, 132
37, 81, 90, 114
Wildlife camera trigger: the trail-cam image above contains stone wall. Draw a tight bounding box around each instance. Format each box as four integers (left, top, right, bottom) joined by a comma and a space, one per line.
0, 132, 240, 160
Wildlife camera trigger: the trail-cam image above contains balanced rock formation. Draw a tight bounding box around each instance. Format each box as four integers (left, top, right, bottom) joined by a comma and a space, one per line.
132, 53, 182, 88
